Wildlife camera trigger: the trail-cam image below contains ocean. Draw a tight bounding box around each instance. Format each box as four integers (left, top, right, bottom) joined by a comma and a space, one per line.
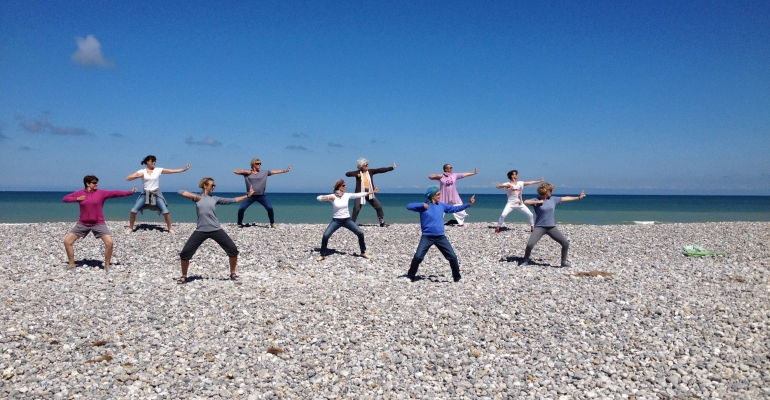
2, 191, 769, 225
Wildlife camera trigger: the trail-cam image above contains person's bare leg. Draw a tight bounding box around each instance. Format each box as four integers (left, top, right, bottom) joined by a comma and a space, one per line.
229, 256, 237, 276
63, 233, 79, 268
164, 213, 173, 232
129, 212, 136, 231
101, 235, 114, 269
181, 259, 190, 277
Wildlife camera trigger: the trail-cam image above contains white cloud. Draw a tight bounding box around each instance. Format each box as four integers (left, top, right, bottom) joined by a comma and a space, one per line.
71, 35, 115, 68
17, 115, 91, 136
185, 136, 222, 146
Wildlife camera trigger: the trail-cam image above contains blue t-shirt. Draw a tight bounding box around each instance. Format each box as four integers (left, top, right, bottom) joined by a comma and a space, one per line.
406, 201, 470, 236
532, 196, 562, 227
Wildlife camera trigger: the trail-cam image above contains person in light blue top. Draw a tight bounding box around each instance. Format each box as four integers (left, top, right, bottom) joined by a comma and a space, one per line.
405, 186, 475, 282
520, 182, 586, 267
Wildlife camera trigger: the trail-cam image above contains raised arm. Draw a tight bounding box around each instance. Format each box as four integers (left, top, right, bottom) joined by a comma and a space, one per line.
162, 163, 191, 174
463, 168, 478, 178
428, 174, 442, 180
522, 176, 545, 186
345, 170, 361, 177
234, 187, 256, 202
177, 190, 201, 202
126, 171, 143, 181
524, 198, 544, 206
496, 182, 511, 189
317, 194, 336, 202
269, 165, 291, 175
234, 169, 253, 175
561, 190, 586, 203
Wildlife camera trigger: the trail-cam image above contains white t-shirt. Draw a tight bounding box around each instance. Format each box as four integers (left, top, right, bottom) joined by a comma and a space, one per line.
317, 192, 368, 219
138, 168, 164, 191
504, 181, 524, 205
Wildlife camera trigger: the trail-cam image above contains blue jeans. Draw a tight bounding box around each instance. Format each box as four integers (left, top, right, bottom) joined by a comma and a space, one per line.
320, 218, 366, 256
130, 193, 169, 214
237, 195, 274, 225
408, 235, 461, 281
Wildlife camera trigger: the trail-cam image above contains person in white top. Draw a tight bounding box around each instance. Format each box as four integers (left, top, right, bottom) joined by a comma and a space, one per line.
495, 170, 543, 233
316, 179, 378, 261
126, 155, 190, 233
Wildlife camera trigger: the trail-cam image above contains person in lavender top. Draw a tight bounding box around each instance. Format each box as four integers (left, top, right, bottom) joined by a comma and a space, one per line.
62, 175, 137, 271
429, 164, 478, 226
176, 177, 254, 284
405, 187, 475, 282
316, 179, 378, 261
126, 155, 190, 234
519, 182, 586, 267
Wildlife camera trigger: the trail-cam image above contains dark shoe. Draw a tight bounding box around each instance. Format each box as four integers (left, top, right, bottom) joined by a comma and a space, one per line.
453, 276, 462, 282
518, 259, 530, 266
407, 274, 417, 282
561, 262, 573, 268
176, 276, 187, 285
230, 273, 240, 281
380, 222, 390, 227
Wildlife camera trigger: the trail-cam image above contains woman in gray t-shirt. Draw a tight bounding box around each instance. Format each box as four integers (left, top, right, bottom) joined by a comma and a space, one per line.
519, 182, 585, 267
176, 178, 253, 284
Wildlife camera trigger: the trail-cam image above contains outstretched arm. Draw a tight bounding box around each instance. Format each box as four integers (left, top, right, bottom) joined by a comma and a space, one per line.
495, 183, 511, 189
428, 174, 442, 180
162, 163, 191, 174
561, 190, 586, 203
269, 165, 291, 175
177, 190, 201, 202
126, 171, 142, 181
522, 176, 545, 186
524, 198, 544, 205
345, 170, 361, 177
235, 187, 256, 202
234, 169, 253, 175
462, 168, 478, 178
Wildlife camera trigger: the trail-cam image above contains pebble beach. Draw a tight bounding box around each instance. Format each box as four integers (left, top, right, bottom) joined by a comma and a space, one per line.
0, 221, 768, 399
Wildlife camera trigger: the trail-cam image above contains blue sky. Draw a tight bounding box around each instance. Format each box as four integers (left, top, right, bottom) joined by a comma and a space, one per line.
1, 1, 769, 194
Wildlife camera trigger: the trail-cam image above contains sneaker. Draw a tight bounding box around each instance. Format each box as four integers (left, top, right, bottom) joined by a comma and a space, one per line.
237, 224, 244, 229
360, 252, 371, 259
561, 262, 573, 268
494, 227, 501, 234
379, 222, 390, 227
126, 229, 133, 234
168, 229, 175, 235
453, 275, 462, 282
316, 255, 325, 262
270, 223, 277, 228
406, 274, 417, 282
518, 259, 530, 266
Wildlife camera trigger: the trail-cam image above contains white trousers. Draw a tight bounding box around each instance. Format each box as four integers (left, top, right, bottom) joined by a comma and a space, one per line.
497, 202, 534, 227
451, 203, 468, 225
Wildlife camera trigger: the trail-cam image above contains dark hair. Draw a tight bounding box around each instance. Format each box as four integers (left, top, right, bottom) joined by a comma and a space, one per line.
83, 175, 98, 188
334, 179, 346, 190
443, 164, 451, 172
507, 170, 518, 180
141, 155, 157, 165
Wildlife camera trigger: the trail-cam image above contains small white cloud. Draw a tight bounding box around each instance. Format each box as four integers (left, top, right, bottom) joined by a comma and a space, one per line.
185, 136, 222, 146
71, 35, 115, 68
17, 115, 91, 136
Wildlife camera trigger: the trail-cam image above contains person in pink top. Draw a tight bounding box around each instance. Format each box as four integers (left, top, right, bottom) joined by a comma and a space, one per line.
429, 164, 478, 226
62, 175, 137, 271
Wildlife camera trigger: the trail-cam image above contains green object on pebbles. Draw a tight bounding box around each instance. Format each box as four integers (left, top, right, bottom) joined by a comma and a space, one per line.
683, 245, 726, 257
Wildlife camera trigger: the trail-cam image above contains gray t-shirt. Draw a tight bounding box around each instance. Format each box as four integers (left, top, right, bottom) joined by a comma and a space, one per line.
532, 196, 562, 227
244, 170, 273, 195
179, 191, 237, 232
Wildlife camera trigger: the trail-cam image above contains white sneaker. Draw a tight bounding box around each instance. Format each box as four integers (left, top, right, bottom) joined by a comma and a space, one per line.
168, 229, 175, 235
126, 229, 133, 234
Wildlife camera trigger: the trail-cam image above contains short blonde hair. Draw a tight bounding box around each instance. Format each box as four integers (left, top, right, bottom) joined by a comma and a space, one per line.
250, 158, 262, 168
198, 177, 214, 189
537, 182, 555, 195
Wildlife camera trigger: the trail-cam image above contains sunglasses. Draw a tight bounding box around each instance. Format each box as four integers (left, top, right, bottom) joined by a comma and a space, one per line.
88, 181, 99, 184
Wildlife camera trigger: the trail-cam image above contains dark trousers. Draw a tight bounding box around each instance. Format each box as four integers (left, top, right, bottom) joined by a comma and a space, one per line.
408, 235, 461, 281
180, 229, 239, 260
523, 226, 569, 264
237, 194, 274, 224
320, 218, 366, 255
351, 196, 384, 222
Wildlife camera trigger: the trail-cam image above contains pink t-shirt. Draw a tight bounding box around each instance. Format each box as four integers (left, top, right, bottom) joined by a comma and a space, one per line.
63, 189, 134, 226
439, 173, 465, 204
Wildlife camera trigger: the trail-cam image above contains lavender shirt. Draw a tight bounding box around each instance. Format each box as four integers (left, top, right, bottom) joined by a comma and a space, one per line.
439, 173, 465, 204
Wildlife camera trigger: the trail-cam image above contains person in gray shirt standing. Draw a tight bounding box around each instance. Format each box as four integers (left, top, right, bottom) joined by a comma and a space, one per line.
234, 158, 291, 228
176, 177, 254, 284
519, 182, 586, 267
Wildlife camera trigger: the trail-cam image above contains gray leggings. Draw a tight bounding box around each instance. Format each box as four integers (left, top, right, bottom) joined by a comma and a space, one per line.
523, 226, 569, 264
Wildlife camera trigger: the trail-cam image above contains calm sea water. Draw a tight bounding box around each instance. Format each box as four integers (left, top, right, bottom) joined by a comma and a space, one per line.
2, 191, 769, 225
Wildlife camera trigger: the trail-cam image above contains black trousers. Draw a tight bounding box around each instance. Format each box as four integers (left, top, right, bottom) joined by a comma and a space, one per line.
351, 196, 384, 222
179, 229, 239, 260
